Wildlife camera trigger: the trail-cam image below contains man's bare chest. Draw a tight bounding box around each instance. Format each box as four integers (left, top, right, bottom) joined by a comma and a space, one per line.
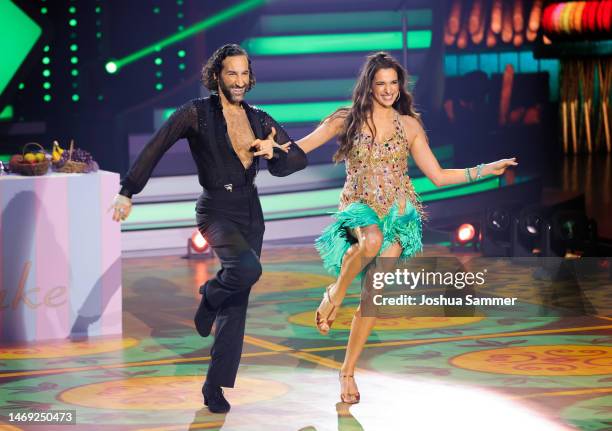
223, 110, 255, 168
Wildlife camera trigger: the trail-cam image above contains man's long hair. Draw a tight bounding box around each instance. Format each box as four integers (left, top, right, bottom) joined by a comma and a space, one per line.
201, 44, 256, 92
332, 52, 420, 163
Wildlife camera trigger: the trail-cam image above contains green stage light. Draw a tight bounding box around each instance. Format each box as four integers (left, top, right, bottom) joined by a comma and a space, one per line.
0, 0, 42, 97
105, 0, 264, 74
0, 105, 13, 120
154, 57, 162, 65
42, 56, 50, 64
70, 43, 78, 51
71, 68, 79, 76
155, 83, 164, 91
95, 6, 101, 14
178, 50, 186, 57
72, 94, 79, 102
43, 94, 51, 102
42, 69, 50, 77
69, 6, 76, 14
18, 83, 24, 90
153, 7, 160, 14
70, 56, 78, 64
69, 18, 77, 27
243, 31, 432, 56
41, 7, 47, 14
105, 61, 117, 74
178, 63, 186, 70
155, 71, 163, 78
43, 82, 51, 89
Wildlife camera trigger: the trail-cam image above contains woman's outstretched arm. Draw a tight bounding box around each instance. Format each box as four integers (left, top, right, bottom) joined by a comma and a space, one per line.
406, 116, 517, 187
296, 114, 345, 154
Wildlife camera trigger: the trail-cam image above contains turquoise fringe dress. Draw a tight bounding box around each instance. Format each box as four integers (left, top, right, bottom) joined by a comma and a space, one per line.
314, 201, 422, 276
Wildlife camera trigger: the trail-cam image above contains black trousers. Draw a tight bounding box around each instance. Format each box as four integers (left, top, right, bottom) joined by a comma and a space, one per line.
196, 185, 264, 388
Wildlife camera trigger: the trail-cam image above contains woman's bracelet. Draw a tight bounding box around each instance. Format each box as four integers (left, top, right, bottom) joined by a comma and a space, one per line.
476, 163, 485, 180
465, 163, 486, 183
465, 167, 473, 183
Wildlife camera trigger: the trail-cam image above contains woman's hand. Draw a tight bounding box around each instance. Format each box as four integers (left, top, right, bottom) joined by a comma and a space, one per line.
110, 194, 132, 222
485, 158, 518, 176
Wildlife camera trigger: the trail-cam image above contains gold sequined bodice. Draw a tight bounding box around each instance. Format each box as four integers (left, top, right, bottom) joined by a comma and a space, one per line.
339, 111, 420, 218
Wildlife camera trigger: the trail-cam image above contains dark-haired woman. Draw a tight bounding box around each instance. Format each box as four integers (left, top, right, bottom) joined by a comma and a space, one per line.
296, 52, 516, 404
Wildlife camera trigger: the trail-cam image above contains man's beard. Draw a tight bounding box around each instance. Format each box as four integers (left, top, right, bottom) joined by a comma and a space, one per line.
219, 79, 245, 103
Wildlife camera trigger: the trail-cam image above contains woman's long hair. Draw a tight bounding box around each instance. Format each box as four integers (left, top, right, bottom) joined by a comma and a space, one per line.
332, 52, 420, 163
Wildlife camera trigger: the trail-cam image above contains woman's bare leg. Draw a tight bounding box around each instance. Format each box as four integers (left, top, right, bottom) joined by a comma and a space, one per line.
316, 225, 382, 334
332, 225, 383, 300
339, 242, 403, 403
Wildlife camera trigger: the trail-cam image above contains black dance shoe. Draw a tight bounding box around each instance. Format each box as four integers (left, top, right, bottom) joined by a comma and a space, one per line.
194, 285, 216, 337
203, 383, 231, 413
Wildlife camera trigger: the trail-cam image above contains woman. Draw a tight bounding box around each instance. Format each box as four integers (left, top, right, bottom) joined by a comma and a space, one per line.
296, 52, 517, 404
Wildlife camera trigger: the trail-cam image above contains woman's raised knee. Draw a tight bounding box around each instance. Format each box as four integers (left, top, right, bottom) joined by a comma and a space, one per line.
359, 230, 382, 256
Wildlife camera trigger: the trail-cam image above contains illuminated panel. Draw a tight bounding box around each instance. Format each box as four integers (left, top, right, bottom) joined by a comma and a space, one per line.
0, 0, 42, 97
259, 10, 432, 33
243, 31, 432, 56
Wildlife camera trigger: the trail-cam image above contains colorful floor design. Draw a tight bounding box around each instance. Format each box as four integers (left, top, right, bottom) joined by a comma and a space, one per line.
0, 245, 610, 430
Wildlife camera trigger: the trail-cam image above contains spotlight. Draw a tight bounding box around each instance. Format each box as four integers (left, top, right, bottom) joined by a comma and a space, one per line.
547, 210, 598, 257
522, 213, 544, 237
191, 230, 208, 252
186, 229, 213, 259
488, 209, 511, 231
450, 223, 479, 252
481, 204, 521, 257
512, 206, 546, 258
457, 223, 476, 242
105, 61, 118, 74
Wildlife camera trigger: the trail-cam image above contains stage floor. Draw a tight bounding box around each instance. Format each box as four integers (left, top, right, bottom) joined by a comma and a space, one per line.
0, 244, 611, 430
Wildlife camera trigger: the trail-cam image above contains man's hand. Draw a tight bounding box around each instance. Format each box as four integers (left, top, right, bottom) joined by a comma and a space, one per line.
250, 127, 291, 159
109, 194, 132, 222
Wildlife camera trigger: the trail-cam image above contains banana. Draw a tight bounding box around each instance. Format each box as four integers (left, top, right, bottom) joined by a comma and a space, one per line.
52, 141, 64, 162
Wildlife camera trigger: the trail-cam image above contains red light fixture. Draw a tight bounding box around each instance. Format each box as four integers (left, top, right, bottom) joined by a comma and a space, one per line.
456, 223, 476, 243
190, 230, 208, 253
186, 229, 213, 259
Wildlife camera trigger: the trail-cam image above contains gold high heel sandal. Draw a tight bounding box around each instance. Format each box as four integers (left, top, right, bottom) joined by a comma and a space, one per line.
315, 284, 339, 335
339, 373, 360, 404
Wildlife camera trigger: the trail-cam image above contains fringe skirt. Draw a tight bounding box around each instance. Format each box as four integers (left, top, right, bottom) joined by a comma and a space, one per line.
315, 201, 423, 276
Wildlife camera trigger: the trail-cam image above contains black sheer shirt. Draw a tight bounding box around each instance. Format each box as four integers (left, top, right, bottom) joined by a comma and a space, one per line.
119, 94, 307, 198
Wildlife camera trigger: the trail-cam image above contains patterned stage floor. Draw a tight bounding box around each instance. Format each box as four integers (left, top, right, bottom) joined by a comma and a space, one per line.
0, 245, 611, 430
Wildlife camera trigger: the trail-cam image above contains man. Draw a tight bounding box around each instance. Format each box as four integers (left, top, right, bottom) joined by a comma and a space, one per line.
111, 44, 307, 413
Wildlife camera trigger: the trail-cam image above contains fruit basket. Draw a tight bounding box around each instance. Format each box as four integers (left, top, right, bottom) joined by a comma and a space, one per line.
53, 140, 98, 173
9, 143, 50, 176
